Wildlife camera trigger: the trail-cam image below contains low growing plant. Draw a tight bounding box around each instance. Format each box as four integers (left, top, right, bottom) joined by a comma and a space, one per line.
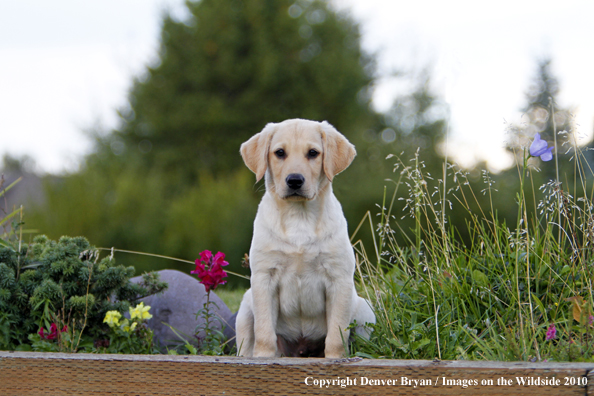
0, 234, 167, 352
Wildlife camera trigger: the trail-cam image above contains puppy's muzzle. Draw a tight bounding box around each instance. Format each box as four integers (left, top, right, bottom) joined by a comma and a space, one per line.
286, 173, 305, 191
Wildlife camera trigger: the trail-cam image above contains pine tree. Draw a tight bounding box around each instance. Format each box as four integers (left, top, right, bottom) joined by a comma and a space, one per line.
104, 0, 375, 183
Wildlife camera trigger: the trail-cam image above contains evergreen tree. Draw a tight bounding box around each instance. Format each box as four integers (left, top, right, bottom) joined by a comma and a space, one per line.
104, 0, 375, 183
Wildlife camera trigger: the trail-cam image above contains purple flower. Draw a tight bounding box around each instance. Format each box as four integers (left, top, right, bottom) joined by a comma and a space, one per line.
545, 323, 556, 341
529, 133, 554, 161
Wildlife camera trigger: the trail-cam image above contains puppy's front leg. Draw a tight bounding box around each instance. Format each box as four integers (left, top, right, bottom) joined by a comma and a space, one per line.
325, 280, 354, 358
251, 271, 279, 357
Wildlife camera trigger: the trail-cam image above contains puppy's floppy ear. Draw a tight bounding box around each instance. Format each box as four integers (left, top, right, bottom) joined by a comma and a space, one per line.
320, 121, 356, 181
240, 122, 276, 182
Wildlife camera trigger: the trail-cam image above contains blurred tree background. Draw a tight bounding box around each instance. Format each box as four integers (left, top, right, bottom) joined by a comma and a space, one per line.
5, 0, 591, 288
20, 0, 381, 287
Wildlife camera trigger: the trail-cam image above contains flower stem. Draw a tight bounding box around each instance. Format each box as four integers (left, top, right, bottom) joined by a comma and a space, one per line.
515, 149, 528, 359
201, 290, 216, 353
549, 98, 562, 246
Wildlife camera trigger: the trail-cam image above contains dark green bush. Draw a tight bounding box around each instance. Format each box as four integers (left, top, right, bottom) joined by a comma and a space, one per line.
0, 235, 166, 351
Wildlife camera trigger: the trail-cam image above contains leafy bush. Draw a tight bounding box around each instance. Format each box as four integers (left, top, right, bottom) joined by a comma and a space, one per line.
0, 235, 167, 352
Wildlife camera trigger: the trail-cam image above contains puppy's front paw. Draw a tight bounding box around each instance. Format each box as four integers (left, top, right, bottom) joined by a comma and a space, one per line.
324, 343, 345, 359
253, 339, 278, 357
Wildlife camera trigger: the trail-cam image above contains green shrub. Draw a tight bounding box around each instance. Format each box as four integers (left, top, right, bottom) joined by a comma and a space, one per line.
0, 235, 167, 352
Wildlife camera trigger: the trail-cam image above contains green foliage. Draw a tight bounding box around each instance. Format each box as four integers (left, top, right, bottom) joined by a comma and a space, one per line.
101, 0, 375, 180
164, 298, 230, 356
28, 330, 81, 353
339, 74, 449, 245
26, 168, 257, 287
193, 296, 228, 356
350, 134, 594, 362
100, 321, 155, 355
0, 235, 167, 351
0, 175, 26, 249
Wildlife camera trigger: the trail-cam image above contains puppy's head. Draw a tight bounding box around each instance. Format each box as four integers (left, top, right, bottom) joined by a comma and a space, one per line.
240, 119, 356, 201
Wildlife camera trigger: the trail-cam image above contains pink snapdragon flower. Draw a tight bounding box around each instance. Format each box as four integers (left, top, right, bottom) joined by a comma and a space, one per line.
191, 250, 229, 292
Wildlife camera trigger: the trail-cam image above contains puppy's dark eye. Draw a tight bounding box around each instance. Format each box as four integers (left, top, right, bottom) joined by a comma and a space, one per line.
275, 149, 286, 159
307, 149, 319, 159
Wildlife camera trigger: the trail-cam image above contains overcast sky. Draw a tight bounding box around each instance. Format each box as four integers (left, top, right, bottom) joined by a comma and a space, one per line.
1, 0, 593, 174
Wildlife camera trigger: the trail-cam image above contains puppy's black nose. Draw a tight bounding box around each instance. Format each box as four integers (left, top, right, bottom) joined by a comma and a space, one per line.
286, 173, 305, 190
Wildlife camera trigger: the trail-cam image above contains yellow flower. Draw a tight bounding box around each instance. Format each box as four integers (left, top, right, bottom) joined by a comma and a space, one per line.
129, 302, 152, 321
122, 320, 138, 333
103, 311, 121, 327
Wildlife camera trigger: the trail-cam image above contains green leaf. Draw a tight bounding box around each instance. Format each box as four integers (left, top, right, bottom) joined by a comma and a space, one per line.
15, 343, 32, 351
0, 238, 14, 250
0, 177, 22, 198
0, 207, 22, 228
531, 293, 546, 317
411, 338, 430, 352
472, 270, 489, 287
185, 343, 198, 355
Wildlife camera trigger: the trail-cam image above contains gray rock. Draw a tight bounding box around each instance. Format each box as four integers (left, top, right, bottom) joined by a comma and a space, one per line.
130, 269, 234, 352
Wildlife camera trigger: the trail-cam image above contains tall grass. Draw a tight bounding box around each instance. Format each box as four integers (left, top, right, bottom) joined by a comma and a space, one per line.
350, 126, 594, 362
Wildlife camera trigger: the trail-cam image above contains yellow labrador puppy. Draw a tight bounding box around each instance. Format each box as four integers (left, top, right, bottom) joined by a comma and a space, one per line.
236, 119, 375, 358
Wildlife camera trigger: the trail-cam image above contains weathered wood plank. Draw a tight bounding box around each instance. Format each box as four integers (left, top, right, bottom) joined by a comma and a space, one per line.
1, 352, 592, 395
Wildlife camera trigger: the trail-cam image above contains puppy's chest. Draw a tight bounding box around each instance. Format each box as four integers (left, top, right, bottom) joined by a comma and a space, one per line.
264, 218, 342, 308
261, 200, 340, 246
277, 215, 328, 247
277, 257, 328, 318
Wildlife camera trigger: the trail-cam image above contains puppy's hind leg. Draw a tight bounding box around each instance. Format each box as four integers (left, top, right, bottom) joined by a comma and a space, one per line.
352, 296, 376, 340
235, 289, 255, 357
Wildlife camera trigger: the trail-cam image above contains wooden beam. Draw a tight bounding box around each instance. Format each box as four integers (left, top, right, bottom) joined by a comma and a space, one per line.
1, 352, 593, 395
